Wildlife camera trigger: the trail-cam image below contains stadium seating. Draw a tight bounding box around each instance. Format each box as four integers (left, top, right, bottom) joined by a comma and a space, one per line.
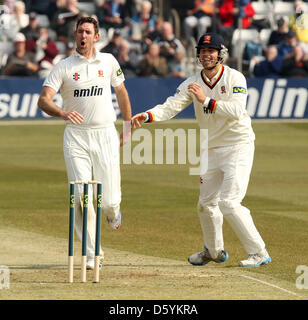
77, 2, 96, 15
55, 41, 66, 54
251, 1, 275, 29
231, 29, 260, 59
272, 1, 294, 20
36, 14, 50, 28
259, 28, 272, 47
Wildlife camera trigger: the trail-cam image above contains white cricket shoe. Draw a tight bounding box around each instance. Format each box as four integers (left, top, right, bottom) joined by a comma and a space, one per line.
239, 249, 271, 267
86, 258, 102, 270
188, 247, 229, 266
107, 211, 122, 230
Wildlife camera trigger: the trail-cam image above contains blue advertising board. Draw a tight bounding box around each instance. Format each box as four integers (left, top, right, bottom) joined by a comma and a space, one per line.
0, 77, 307, 119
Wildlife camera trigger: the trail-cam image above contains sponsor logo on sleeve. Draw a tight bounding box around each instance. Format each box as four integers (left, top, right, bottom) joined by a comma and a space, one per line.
233, 87, 247, 94
117, 68, 123, 76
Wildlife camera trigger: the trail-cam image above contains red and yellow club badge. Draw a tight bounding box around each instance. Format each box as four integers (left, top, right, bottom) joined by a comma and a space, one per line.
203, 35, 211, 44
98, 70, 104, 77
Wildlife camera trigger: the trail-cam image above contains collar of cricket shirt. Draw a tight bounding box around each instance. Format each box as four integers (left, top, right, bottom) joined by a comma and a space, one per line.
74, 49, 101, 63
201, 65, 224, 89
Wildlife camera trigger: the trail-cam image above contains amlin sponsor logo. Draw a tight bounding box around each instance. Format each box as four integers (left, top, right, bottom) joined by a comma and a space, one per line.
247, 79, 307, 118
0, 93, 121, 119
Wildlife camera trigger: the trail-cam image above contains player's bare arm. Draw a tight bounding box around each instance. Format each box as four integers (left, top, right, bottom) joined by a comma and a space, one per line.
114, 83, 132, 146
114, 83, 132, 121
38, 86, 84, 124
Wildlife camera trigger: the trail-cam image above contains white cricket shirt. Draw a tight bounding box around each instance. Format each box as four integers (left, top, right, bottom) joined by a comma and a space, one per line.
146, 65, 255, 148
43, 50, 125, 127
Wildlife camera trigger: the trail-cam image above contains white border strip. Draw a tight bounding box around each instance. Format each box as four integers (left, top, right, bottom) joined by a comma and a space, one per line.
240, 274, 300, 297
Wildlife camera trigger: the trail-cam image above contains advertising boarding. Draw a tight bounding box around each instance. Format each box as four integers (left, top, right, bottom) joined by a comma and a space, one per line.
0, 78, 307, 120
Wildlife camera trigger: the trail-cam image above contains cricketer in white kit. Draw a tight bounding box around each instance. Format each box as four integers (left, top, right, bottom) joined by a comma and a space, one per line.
132, 33, 271, 267
38, 16, 132, 269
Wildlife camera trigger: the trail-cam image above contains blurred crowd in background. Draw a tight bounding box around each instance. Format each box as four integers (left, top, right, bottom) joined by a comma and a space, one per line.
1, 0, 308, 79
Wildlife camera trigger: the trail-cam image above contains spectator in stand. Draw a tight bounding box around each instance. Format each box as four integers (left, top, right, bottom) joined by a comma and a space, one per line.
130, 0, 156, 42
289, 1, 308, 53
169, 50, 186, 78
4, 0, 16, 14
4, 32, 39, 76
65, 41, 75, 56
24, 0, 54, 19
138, 42, 168, 77
20, 12, 40, 41
12, 1, 29, 30
268, 16, 289, 46
217, 0, 255, 50
183, 0, 215, 43
96, 0, 107, 29
124, 0, 142, 19
53, 41, 75, 65
289, 0, 307, 31
51, 0, 83, 43
278, 30, 303, 59
117, 39, 141, 77
25, 27, 59, 77
158, 22, 185, 72
101, 0, 126, 30
281, 44, 308, 77
252, 45, 283, 77
101, 30, 123, 58
144, 16, 164, 47
0, 1, 30, 41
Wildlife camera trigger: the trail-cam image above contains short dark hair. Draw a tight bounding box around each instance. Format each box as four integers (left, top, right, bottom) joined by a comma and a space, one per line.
75, 16, 99, 35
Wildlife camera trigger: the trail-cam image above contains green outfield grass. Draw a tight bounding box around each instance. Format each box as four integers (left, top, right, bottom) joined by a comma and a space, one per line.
0, 120, 307, 294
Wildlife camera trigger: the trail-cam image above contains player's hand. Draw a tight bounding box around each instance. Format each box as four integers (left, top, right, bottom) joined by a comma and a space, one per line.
131, 113, 147, 129
62, 110, 84, 124
188, 83, 206, 104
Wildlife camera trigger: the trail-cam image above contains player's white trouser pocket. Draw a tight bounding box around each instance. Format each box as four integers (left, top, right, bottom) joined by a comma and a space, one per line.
63, 125, 121, 258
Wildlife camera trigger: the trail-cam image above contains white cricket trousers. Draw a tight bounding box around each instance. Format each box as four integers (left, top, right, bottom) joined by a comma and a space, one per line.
198, 142, 265, 258
63, 124, 121, 259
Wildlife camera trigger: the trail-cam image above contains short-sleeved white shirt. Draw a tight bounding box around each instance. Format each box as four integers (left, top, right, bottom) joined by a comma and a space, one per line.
43, 50, 125, 127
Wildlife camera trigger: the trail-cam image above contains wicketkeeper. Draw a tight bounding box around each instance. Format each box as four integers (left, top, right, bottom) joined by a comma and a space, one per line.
132, 33, 271, 267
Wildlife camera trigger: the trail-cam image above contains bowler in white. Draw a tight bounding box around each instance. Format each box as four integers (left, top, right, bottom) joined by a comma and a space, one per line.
38, 16, 132, 269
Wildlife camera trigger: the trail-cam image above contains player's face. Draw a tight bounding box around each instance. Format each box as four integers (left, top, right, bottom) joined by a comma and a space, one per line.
74, 22, 99, 57
199, 47, 219, 70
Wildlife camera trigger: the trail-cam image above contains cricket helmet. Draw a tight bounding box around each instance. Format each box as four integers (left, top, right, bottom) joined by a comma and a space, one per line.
196, 33, 228, 64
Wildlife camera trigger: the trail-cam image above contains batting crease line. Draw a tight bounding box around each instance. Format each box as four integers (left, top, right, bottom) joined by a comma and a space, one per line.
240, 274, 299, 297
